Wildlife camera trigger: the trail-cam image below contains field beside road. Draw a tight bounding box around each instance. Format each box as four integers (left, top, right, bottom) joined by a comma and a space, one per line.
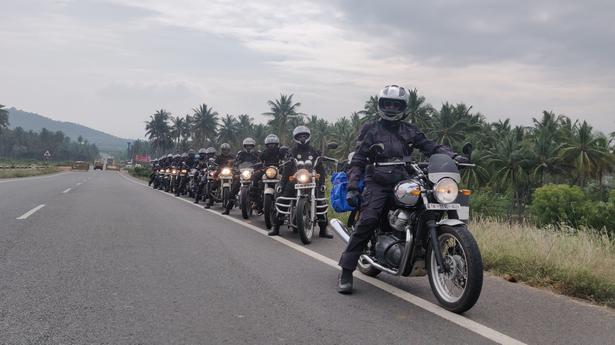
0, 165, 60, 178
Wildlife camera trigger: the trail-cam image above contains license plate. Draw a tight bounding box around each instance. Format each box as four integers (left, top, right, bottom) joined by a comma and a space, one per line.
426, 203, 460, 210
295, 182, 316, 189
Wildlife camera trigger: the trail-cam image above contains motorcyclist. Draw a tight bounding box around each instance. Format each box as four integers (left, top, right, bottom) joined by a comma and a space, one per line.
268, 126, 333, 239
222, 138, 260, 215
337, 85, 468, 294
205, 144, 235, 209
148, 159, 158, 186
186, 149, 196, 169
251, 134, 284, 213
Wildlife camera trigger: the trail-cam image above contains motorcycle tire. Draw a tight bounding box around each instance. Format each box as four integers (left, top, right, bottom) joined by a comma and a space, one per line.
222, 187, 230, 209
426, 225, 483, 314
264, 194, 274, 229
240, 187, 250, 219
296, 198, 314, 244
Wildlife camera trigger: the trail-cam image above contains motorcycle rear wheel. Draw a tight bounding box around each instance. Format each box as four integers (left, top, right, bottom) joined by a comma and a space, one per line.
296, 198, 314, 244
427, 225, 483, 314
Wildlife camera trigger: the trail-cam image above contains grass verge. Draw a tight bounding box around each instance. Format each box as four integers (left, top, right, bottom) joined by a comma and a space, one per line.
126, 167, 150, 182
0, 166, 60, 179
471, 219, 615, 307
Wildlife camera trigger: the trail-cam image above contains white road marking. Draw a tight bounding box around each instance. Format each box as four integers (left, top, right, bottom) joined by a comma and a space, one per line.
62, 188, 72, 194
16, 204, 46, 220
118, 172, 526, 345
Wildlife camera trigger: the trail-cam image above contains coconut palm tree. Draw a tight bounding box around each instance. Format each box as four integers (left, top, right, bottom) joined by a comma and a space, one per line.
171, 116, 187, 146
560, 121, 610, 186
331, 117, 356, 159
406, 88, 434, 128
218, 114, 239, 149
428, 103, 480, 148
192, 104, 219, 147
145, 109, 173, 156
0, 104, 8, 133
263, 94, 303, 144
236, 114, 254, 140
359, 95, 379, 123
306, 115, 330, 153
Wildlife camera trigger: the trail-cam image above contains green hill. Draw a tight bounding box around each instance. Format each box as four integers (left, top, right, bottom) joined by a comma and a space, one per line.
7, 107, 132, 152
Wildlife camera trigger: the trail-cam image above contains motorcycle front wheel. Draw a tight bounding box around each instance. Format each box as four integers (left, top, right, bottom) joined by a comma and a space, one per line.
222, 187, 230, 209
296, 198, 314, 244
240, 186, 250, 219
263, 194, 274, 229
426, 225, 483, 314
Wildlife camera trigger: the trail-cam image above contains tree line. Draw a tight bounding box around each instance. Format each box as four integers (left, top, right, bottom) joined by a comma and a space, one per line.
0, 104, 100, 162
144, 90, 615, 220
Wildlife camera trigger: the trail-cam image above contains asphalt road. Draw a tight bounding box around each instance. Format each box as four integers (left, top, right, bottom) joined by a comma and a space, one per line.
1, 171, 613, 344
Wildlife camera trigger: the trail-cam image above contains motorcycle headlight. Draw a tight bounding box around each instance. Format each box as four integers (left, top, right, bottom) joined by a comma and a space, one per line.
294, 169, 312, 184
241, 169, 252, 179
181, 169, 187, 174
165, 169, 170, 173
171, 169, 177, 174
433, 178, 459, 204
221, 167, 231, 176
265, 167, 278, 179
209, 171, 215, 176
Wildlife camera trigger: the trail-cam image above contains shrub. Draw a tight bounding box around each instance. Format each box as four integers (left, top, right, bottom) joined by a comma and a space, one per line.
529, 184, 586, 228
469, 189, 512, 219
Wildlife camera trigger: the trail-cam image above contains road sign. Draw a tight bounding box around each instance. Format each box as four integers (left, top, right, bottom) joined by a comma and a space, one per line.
43, 150, 51, 158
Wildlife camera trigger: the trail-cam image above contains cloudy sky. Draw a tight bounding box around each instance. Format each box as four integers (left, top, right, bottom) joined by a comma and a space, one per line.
2, 0, 614, 139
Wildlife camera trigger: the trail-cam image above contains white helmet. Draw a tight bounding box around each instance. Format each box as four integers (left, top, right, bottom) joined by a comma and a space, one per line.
243, 137, 256, 152
377, 85, 409, 121
293, 126, 311, 144
347, 152, 355, 162
264, 134, 280, 145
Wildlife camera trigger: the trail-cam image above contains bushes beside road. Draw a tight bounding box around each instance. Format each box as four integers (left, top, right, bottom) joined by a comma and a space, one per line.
127, 166, 150, 181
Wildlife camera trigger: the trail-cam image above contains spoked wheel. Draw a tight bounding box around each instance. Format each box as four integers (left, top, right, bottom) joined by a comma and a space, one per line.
296, 198, 314, 244
240, 187, 250, 219
427, 225, 483, 314
263, 194, 274, 229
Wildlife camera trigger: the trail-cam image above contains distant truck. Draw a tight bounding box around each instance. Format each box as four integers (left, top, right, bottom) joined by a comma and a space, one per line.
94, 160, 104, 170
106, 158, 120, 171
71, 161, 90, 171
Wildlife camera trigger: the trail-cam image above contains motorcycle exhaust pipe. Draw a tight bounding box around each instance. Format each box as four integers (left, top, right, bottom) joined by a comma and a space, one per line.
329, 218, 351, 243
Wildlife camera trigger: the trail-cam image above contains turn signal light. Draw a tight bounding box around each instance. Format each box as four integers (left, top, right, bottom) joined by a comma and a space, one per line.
289, 176, 295, 181
460, 189, 472, 196
409, 189, 421, 197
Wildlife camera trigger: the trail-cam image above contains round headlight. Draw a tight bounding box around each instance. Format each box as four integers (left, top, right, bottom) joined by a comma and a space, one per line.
433, 178, 459, 204
295, 169, 312, 184
241, 169, 252, 179
394, 179, 422, 206
265, 167, 278, 179
172, 169, 177, 174
221, 167, 231, 176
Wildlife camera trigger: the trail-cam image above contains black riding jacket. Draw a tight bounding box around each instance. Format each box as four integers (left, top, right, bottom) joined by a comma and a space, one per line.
259, 148, 284, 166
234, 150, 260, 166
215, 153, 235, 167
348, 119, 455, 189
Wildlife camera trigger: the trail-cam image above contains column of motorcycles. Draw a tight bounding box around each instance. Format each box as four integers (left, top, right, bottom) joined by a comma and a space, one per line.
149, 142, 339, 245
148, 138, 483, 313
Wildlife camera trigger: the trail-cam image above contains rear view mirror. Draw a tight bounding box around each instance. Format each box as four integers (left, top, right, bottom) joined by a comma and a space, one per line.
327, 142, 338, 150
462, 142, 473, 157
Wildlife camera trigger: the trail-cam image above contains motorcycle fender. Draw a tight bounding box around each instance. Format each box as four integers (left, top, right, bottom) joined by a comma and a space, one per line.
436, 219, 465, 227
264, 187, 275, 195
222, 183, 231, 188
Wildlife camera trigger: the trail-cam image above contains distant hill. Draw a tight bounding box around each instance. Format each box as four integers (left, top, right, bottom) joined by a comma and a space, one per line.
7, 107, 132, 152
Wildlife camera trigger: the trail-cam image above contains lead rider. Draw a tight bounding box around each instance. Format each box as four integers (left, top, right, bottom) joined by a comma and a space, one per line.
337, 85, 469, 294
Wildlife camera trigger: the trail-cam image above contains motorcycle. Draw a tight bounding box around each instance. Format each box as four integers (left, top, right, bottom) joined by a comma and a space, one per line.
262, 165, 280, 229
275, 153, 337, 244
329, 143, 483, 313
219, 165, 233, 209
175, 164, 189, 196
237, 162, 260, 219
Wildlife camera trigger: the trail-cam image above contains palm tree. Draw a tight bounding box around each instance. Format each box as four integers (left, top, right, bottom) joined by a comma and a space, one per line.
306, 115, 330, 153
217, 114, 239, 148
0, 104, 9, 133
331, 117, 356, 159
560, 121, 610, 186
359, 95, 379, 123
428, 103, 480, 148
263, 94, 303, 144
192, 104, 219, 147
171, 116, 187, 146
406, 88, 434, 128
145, 109, 173, 156
236, 114, 254, 140
485, 133, 531, 219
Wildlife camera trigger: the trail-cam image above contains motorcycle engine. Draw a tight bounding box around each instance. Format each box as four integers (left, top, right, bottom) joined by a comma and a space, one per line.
388, 209, 411, 232
375, 234, 404, 268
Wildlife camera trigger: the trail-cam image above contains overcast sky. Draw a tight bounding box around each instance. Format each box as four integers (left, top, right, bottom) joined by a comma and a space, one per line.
2, 0, 614, 139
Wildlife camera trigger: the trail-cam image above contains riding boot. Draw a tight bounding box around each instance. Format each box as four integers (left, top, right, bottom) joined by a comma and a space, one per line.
319, 223, 333, 239
337, 268, 353, 294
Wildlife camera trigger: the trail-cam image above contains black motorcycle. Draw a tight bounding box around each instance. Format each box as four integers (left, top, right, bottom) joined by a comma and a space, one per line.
330, 143, 483, 313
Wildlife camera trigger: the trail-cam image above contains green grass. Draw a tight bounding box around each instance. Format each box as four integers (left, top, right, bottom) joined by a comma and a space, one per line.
126, 167, 150, 181
0, 166, 60, 178
472, 219, 615, 307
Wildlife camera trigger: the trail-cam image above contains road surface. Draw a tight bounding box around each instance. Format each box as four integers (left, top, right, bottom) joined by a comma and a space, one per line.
1, 171, 613, 344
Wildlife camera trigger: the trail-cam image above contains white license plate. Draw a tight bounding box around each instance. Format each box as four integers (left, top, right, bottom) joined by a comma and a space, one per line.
295, 182, 316, 189
426, 203, 460, 210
